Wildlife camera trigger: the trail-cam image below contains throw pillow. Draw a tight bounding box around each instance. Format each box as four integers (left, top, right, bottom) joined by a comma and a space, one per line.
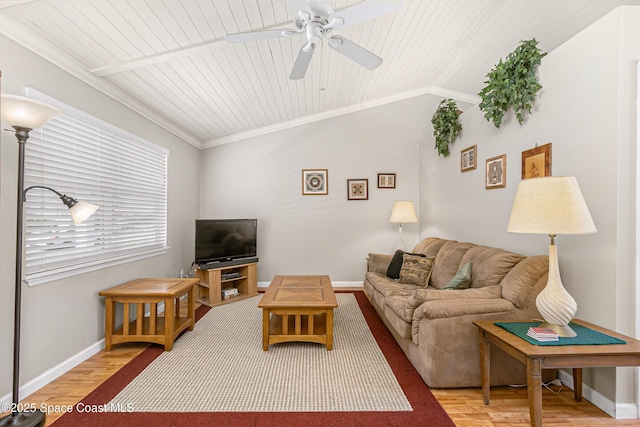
386, 250, 405, 279
399, 254, 435, 287
443, 262, 472, 290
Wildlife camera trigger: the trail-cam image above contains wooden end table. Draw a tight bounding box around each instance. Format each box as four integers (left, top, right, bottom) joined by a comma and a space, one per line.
258, 275, 338, 351
474, 319, 640, 427
100, 278, 199, 351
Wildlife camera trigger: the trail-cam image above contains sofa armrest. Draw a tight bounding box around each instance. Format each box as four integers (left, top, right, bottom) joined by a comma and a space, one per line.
405, 286, 501, 311
413, 298, 515, 321
367, 253, 393, 274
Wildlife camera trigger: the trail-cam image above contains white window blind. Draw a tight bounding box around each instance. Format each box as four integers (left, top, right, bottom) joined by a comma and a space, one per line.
24, 88, 169, 286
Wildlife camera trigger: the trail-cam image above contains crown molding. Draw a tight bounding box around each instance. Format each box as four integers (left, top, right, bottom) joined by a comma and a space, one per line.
0, 14, 203, 149
202, 85, 480, 148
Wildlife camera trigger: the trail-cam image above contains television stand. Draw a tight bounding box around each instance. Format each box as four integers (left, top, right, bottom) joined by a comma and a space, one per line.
194, 261, 258, 307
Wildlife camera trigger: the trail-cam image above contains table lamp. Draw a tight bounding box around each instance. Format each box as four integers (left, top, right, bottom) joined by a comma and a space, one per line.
507, 176, 596, 337
389, 201, 418, 251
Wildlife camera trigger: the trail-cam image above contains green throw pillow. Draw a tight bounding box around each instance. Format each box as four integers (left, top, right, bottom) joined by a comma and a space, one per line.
399, 254, 435, 287
443, 262, 472, 290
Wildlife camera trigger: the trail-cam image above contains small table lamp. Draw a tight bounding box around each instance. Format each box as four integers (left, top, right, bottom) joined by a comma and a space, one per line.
390, 201, 418, 251
507, 176, 596, 337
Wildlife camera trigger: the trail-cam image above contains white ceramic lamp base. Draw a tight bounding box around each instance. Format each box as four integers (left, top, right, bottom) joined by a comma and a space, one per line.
535, 243, 578, 337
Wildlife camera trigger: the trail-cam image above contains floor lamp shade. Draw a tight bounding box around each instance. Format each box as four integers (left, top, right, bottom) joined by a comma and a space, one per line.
390, 201, 418, 251
1, 94, 60, 129
507, 176, 596, 337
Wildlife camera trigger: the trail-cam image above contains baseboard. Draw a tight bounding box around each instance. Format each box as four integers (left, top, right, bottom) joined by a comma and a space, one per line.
557, 371, 639, 419
257, 280, 362, 290
0, 339, 105, 405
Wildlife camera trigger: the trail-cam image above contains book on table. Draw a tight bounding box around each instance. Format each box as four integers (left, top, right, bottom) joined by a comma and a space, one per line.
527, 326, 559, 341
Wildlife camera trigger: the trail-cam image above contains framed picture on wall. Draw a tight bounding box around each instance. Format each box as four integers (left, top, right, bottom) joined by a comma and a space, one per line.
522, 143, 552, 179
377, 173, 396, 188
461, 145, 477, 172
302, 169, 328, 195
486, 155, 506, 189
347, 179, 368, 200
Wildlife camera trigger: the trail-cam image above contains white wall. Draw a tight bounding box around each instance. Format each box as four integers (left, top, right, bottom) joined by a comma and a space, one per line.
0, 34, 201, 399
199, 95, 436, 283
419, 7, 638, 409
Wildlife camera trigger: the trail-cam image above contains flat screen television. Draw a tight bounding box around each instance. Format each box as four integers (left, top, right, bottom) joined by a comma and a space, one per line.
195, 219, 257, 265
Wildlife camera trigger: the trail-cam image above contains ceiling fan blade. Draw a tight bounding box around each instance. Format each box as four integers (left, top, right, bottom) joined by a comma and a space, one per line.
289, 43, 316, 80
327, 35, 382, 70
225, 28, 297, 43
286, 0, 313, 17
327, 0, 403, 29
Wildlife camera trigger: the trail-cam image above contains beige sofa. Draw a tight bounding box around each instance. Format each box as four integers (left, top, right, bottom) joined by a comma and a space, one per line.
364, 237, 552, 388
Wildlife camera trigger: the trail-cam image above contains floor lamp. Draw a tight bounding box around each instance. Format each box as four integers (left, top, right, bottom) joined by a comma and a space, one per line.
1, 94, 99, 427
389, 201, 418, 251
507, 176, 596, 337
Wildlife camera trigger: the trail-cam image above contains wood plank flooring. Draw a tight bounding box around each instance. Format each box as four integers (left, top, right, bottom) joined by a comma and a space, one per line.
2, 293, 640, 426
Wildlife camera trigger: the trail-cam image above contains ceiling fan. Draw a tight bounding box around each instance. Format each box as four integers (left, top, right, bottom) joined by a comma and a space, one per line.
224, 0, 403, 80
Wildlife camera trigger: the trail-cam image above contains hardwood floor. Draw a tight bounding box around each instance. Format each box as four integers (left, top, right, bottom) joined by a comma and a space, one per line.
3, 342, 639, 426
2, 294, 639, 426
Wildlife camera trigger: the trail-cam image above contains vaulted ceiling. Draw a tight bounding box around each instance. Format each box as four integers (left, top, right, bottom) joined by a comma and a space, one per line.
1, 0, 638, 149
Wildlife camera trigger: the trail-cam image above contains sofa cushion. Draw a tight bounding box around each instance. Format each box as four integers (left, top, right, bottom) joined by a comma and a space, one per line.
412, 237, 450, 258
430, 241, 475, 289
501, 255, 549, 308
385, 294, 413, 323
460, 246, 525, 288
399, 254, 435, 287
443, 262, 472, 290
367, 253, 394, 274
365, 272, 421, 297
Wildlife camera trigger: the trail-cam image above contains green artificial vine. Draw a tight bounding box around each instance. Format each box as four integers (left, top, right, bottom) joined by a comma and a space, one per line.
478, 39, 547, 128
431, 98, 462, 157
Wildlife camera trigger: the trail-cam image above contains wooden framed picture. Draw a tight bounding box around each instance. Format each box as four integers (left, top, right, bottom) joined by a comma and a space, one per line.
486, 155, 506, 189
302, 169, 328, 195
461, 145, 477, 172
522, 143, 552, 179
377, 173, 396, 189
347, 179, 368, 200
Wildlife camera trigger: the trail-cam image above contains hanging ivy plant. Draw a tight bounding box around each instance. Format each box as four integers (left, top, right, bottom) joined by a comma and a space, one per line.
431, 98, 462, 157
478, 38, 547, 128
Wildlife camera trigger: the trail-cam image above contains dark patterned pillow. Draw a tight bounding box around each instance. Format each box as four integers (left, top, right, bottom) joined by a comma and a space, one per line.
387, 250, 426, 279
399, 254, 435, 287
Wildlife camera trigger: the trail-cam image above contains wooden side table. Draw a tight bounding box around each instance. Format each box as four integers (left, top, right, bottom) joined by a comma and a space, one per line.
100, 278, 199, 351
474, 319, 640, 427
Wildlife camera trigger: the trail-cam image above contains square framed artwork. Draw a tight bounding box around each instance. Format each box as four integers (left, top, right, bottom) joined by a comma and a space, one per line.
461, 145, 477, 172
486, 155, 506, 189
522, 143, 552, 179
347, 179, 368, 200
377, 173, 396, 189
302, 169, 328, 195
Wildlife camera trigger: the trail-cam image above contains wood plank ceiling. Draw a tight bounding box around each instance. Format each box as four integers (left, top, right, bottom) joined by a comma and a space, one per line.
1, 0, 638, 149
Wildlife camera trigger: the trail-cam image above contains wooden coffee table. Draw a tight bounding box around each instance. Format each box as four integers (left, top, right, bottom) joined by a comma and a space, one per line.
100, 278, 199, 351
474, 319, 640, 427
258, 275, 338, 351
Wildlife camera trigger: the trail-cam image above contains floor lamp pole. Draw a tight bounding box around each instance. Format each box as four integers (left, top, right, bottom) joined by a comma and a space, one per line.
1, 126, 46, 427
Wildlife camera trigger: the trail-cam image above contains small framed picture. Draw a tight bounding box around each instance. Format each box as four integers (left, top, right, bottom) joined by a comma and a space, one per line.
461, 145, 477, 172
377, 173, 396, 189
302, 169, 328, 195
486, 155, 506, 189
347, 179, 368, 200
522, 143, 552, 179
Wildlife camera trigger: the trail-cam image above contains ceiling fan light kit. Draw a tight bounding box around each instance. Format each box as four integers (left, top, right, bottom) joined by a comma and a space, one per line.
224, 0, 403, 80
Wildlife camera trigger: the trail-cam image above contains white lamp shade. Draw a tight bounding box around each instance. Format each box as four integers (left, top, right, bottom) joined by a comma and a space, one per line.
390, 201, 418, 223
507, 176, 596, 235
1, 94, 60, 129
69, 201, 99, 225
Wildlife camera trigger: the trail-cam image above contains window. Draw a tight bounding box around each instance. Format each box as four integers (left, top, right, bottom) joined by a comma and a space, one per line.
24, 88, 169, 286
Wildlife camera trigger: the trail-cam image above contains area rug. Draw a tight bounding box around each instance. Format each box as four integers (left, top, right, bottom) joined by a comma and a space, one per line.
51, 291, 454, 426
